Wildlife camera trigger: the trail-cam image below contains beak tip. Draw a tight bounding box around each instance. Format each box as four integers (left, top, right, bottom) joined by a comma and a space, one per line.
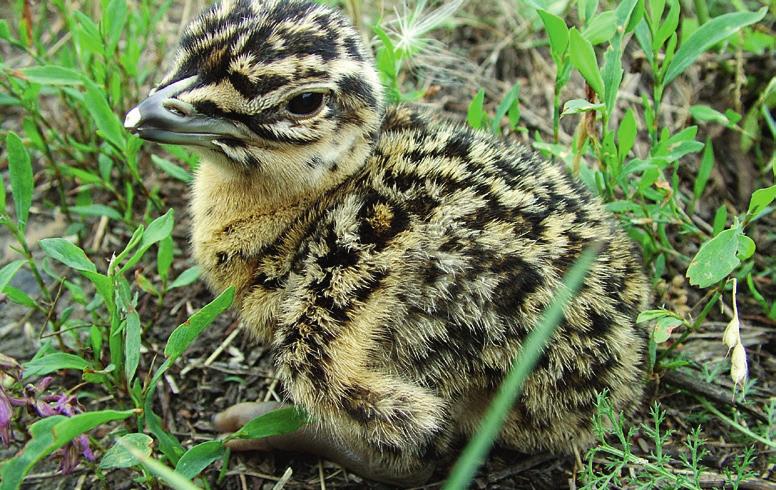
124, 107, 141, 130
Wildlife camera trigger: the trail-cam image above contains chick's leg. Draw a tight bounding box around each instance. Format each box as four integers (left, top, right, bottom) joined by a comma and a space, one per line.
213, 401, 435, 487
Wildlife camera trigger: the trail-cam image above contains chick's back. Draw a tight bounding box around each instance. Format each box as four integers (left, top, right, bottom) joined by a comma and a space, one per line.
248, 105, 651, 455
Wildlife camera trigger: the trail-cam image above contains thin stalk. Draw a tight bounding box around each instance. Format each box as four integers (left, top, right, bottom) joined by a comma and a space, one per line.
697, 397, 776, 449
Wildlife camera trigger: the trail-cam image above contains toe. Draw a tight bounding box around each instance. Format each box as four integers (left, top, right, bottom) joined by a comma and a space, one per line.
213, 401, 287, 433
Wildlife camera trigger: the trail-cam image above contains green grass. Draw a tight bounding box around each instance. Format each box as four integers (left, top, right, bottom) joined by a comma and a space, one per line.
1, 0, 775, 488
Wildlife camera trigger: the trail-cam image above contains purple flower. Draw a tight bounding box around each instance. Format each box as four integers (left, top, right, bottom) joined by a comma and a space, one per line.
0, 387, 12, 446
0, 367, 95, 472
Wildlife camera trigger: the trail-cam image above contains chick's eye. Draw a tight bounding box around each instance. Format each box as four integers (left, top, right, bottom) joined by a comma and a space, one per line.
287, 92, 326, 117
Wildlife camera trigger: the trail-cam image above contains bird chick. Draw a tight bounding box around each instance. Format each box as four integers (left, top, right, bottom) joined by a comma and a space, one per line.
125, 0, 651, 485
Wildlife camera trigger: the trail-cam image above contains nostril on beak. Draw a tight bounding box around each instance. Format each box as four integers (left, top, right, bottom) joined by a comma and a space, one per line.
163, 98, 196, 118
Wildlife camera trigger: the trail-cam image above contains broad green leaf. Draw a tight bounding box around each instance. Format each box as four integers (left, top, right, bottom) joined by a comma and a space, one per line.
151, 155, 193, 183
164, 287, 235, 362
69, 204, 122, 220
690, 105, 729, 125
125, 311, 141, 383
52, 410, 135, 448
747, 184, 776, 217
693, 138, 714, 202
582, 10, 616, 45
467, 89, 486, 129
23, 352, 92, 378
0, 416, 64, 490
175, 440, 225, 479
228, 406, 309, 441
142, 209, 175, 248
0, 408, 126, 488
568, 28, 604, 100
561, 99, 604, 116
100, 433, 153, 469
18, 66, 83, 86
170, 266, 202, 289
39, 238, 96, 272
664, 8, 767, 85
537, 10, 569, 62
653, 316, 682, 343
6, 132, 33, 230
0, 260, 25, 293
686, 227, 741, 288
737, 235, 756, 260
83, 79, 125, 149
617, 109, 637, 162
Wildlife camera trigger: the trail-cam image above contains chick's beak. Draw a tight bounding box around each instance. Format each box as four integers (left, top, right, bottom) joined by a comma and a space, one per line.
124, 76, 248, 148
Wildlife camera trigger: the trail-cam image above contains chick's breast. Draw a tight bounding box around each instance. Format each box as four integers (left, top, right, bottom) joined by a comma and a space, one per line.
263, 106, 650, 454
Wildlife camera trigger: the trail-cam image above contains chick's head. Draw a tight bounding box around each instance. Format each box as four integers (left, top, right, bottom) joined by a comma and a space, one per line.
126, 0, 383, 189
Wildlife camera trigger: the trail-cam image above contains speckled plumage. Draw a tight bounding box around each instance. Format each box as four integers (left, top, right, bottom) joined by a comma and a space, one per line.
131, 0, 651, 482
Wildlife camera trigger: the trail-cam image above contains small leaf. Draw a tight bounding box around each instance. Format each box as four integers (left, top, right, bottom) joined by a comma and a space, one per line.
652, 316, 682, 343
582, 10, 616, 45
6, 132, 33, 231
151, 155, 193, 183
158, 235, 174, 281
664, 8, 767, 84
39, 238, 96, 272
102, 0, 128, 53
0, 260, 25, 293
617, 109, 637, 162
690, 105, 729, 125
686, 227, 741, 288
124, 311, 141, 383
170, 266, 202, 289
69, 204, 122, 220
17, 66, 84, 86
712, 205, 727, 236
229, 406, 308, 441
537, 10, 569, 62
100, 433, 153, 469
636, 309, 672, 323
175, 440, 225, 479
746, 184, 776, 217
83, 79, 125, 149
52, 410, 135, 449
23, 353, 92, 378
121, 209, 174, 272
568, 28, 605, 100
164, 287, 235, 362
561, 99, 604, 116
467, 89, 486, 129
693, 138, 714, 201
736, 235, 756, 260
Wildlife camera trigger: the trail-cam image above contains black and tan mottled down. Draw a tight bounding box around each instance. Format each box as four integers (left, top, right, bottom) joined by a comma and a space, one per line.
125, 0, 651, 485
